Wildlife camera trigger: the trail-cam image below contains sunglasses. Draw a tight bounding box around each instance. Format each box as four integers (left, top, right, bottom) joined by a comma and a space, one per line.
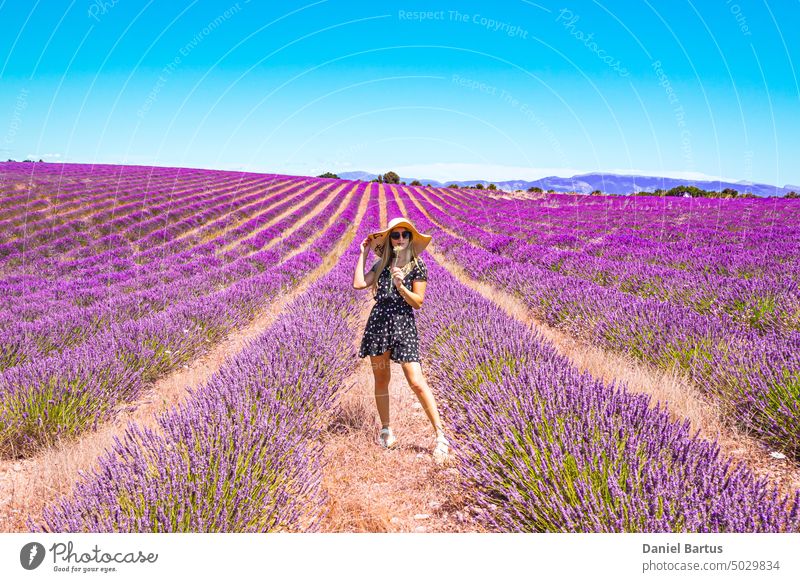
390, 231, 411, 241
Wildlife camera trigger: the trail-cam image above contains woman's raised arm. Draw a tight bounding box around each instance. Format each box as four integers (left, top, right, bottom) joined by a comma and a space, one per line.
353, 236, 378, 289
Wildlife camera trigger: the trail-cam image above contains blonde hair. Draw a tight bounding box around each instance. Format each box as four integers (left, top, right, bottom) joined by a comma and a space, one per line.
368, 227, 420, 299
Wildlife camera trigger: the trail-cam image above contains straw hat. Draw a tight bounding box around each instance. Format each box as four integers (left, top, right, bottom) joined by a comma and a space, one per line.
367, 217, 432, 258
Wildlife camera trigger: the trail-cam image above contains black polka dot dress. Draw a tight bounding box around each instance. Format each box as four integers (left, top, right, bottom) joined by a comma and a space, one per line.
359, 256, 428, 363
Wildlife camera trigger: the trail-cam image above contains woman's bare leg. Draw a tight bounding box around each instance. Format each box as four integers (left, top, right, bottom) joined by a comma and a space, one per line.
369, 350, 392, 428
400, 361, 444, 436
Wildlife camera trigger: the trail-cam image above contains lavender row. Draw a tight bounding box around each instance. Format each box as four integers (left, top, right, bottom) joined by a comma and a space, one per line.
0, 163, 210, 222
0, 170, 237, 243
429, 187, 799, 251
408, 188, 799, 332
0, 175, 362, 381
0, 171, 263, 265
397, 188, 800, 460
10, 175, 306, 296
9, 176, 270, 269
425, 184, 799, 281
0, 185, 364, 458
0, 178, 345, 329
0, 182, 358, 365
415, 255, 799, 532
425, 187, 800, 282
219, 180, 343, 258
0, 176, 332, 312
27, 191, 378, 532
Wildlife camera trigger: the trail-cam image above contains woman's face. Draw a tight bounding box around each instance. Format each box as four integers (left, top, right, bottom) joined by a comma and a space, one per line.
389, 227, 411, 252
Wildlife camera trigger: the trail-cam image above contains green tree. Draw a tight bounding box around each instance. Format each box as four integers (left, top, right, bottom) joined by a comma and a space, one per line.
666, 185, 707, 197
487, 183, 497, 190
410, 180, 422, 186
317, 172, 339, 179
383, 171, 400, 184
447, 183, 459, 188
475, 183, 484, 190
590, 189, 602, 196
527, 186, 543, 193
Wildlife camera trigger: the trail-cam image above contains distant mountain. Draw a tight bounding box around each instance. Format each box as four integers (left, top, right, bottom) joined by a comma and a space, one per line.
335, 171, 379, 182
337, 171, 795, 197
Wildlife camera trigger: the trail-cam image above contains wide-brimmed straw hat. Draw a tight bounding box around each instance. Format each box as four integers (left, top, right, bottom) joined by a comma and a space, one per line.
367, 217, 432, 258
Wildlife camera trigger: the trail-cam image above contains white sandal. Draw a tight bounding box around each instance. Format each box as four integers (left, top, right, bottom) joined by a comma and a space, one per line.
432, 434, 449, 464
379, 427, 397, 449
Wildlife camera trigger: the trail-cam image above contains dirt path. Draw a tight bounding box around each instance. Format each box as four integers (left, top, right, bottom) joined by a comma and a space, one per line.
402, 188, 800, 500
318, 306, 483, 533
317, 184, 484, 533
0, 187, 369, 532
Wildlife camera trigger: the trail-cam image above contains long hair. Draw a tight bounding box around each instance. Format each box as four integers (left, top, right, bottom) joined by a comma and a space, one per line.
369, 230, 420, 299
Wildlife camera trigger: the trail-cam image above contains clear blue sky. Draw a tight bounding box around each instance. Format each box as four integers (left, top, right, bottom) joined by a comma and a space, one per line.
1, 0, 799, 186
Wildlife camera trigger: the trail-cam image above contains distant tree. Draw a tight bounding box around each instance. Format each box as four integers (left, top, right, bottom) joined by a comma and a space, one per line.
527, 186, 543, 193
446, 183, 459, 189
487, 183, 497, 190
590, 189, 602, 196
410, 180, 422, 186
666, 185, 706, 197
546, 189, 555, 193
38, 158, 44, 163
475, 183, 484, 190
383, 171, 400, 184
400, 181, 406, 185
425, 183, 431, 187
784, 191, 799, 199
6, 158, 14, 162
317, 172, 339, 179
628, 185, 760, 199
23, 159, 33, 162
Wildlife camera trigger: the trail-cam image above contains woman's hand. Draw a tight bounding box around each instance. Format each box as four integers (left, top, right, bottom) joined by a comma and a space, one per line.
359, 236, 370, 255
391, 267, 404, 289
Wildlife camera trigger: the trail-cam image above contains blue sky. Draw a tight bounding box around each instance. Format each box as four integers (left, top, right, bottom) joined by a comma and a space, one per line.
1, 0, 799, 186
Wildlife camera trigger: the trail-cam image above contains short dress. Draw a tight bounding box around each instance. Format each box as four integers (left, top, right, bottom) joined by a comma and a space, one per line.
358, 256, 429, 363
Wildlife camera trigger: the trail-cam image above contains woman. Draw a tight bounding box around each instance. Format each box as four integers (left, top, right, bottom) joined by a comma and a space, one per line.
352, 217, 449, 463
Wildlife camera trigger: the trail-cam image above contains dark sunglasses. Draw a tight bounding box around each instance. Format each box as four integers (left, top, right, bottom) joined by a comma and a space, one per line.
390, 231, 411, 240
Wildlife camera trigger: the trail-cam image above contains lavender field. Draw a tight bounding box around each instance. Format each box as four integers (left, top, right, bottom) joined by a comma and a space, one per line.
1, 161, 798, 533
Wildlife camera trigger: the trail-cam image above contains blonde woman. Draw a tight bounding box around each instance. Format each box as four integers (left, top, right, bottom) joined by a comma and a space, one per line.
352, 217, 449, 463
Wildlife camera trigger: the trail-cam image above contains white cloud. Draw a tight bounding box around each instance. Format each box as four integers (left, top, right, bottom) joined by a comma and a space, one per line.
26, 153, 62, 159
